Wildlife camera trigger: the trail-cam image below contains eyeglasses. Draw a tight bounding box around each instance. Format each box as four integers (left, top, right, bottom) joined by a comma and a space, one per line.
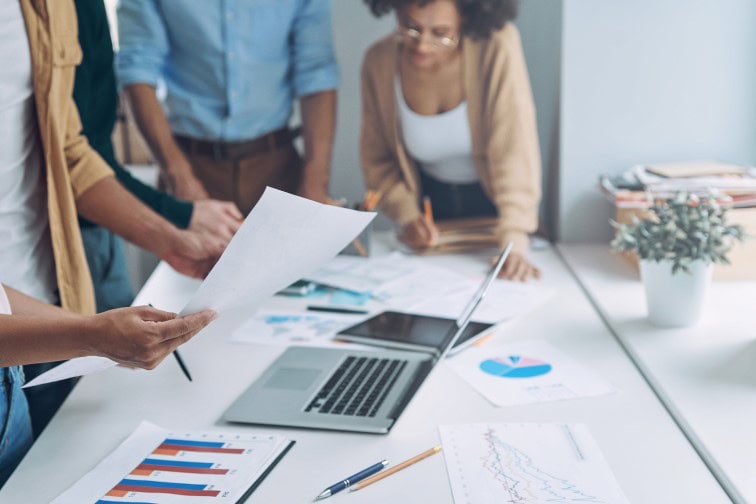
396, 26, 459, 50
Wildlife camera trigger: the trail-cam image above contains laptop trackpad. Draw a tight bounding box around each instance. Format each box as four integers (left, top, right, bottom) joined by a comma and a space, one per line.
263, 367, 320, 390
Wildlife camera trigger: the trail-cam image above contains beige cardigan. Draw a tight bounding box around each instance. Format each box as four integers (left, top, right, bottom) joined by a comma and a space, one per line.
22, 0, 114, 315
360, 24, 541, 254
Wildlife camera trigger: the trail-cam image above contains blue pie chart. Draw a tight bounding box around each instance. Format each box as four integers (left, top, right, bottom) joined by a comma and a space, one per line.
479, 355, 552, 378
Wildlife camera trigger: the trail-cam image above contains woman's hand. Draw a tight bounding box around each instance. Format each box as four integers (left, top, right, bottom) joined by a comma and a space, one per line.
400, 216, 439, 250
86, 306, 215, 370
497, 251, 541, 281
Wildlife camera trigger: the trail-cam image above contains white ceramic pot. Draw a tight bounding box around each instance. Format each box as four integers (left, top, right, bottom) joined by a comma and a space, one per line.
639, 260, 713, 328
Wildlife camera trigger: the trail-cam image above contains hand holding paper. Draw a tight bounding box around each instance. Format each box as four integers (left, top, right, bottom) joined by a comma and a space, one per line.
25, 189, 375, 388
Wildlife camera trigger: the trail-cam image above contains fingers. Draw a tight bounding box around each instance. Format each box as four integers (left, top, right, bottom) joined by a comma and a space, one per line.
496, 253, 541, 282
134, 305, 177, 322
157, 310, 216, 343
221, 202, 243, 221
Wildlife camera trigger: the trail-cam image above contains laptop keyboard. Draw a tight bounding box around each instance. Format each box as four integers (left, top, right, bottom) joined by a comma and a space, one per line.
305, 356, 408, 417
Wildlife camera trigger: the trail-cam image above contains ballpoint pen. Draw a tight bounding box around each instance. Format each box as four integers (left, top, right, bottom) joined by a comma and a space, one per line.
315, 459, 388, 500
148, 303, 192, 382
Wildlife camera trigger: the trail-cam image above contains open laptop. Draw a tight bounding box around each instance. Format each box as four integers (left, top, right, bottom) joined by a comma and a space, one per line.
223, 243, 513, 434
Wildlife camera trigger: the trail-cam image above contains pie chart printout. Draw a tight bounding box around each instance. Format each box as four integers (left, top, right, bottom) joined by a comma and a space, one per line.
479, 356, 552, 378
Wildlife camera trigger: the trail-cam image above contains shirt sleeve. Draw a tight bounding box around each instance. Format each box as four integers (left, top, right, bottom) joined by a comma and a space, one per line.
290, 0, 339, 97
116, 0, 170, 87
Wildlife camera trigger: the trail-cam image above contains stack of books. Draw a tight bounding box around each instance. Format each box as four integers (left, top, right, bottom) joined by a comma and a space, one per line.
599, 160, 756, 209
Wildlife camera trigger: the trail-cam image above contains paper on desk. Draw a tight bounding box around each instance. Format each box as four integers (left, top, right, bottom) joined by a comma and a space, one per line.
228, 309, 367, 347
304, 252, 417, 293
25, 188, 375, 387
51, 421, 293, 504
445, 339, 614, 407
439, 423, 629, 504
409, 279, 555, 323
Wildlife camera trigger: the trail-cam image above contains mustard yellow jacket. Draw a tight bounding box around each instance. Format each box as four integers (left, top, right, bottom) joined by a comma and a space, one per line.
360, 24, 541, 253
21, 0, 114, 314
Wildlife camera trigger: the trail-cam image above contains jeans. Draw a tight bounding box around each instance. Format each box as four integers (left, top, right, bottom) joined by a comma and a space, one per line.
80, 226, 135, 312
0, 367, 33, 489
418, 170, 497, 220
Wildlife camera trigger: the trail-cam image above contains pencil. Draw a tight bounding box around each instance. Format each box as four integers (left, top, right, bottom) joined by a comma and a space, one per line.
364, 190, 383, 211
349, 445, 442, 492
351, 237, 369, 257
423, 196, 434, 226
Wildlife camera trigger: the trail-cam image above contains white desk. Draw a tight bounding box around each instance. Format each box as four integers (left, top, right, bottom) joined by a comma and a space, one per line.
559, 243, 756, 504
1, 242, 729, 503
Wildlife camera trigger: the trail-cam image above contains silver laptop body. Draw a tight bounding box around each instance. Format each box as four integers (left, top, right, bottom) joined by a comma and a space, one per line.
223, 244, 512, 434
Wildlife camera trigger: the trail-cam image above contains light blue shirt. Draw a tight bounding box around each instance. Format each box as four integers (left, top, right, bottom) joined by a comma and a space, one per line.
116, 0, 338, 141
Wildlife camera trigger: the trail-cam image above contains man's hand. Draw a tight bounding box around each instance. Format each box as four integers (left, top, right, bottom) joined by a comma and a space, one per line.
161, 227, 225, 279
496, 251, 541, 282
87, 306, 215, 370
400, 216, 439, 250
189, 199, 243, 249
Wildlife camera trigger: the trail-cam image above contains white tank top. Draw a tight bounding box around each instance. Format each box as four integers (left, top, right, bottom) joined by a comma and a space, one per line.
0, 1, 57, 303
395, 76, 479, 184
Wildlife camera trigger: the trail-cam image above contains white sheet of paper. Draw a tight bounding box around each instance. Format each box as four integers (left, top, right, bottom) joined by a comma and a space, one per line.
52, 421, 292, 504
303, 252, 416, 293
445, 339, 614, 407
439, 423, 629, 504
410, 279, 555, 323
22, 356, 115, 389
26, 188, 375, 387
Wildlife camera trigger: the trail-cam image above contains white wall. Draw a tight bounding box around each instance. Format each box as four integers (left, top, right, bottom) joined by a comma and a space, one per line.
558, 0, 756, 242
517, 0, 563, 238
329, 0, 394, 212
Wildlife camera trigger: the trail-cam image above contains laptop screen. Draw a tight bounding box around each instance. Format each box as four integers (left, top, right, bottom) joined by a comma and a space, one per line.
437, 242, 513, 359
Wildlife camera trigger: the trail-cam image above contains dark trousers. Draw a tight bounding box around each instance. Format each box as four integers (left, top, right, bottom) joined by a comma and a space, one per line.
179, 138, 303, 216
418, 170, 497, 220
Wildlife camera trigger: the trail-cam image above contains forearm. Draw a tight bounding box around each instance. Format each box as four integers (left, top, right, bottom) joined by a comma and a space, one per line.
1, 286, 90, 366
76, 176, 180, 259
124, 83, 185, 170
300, 90, 336, 188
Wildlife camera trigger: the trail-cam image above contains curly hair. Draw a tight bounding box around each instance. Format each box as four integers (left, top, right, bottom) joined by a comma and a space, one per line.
364, 0, 519, 40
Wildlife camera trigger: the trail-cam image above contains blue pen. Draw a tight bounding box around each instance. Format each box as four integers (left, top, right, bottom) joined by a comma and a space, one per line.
315, 460, 388, 500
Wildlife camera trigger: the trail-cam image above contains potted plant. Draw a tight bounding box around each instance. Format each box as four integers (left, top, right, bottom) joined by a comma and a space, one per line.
610, 191, 745, 327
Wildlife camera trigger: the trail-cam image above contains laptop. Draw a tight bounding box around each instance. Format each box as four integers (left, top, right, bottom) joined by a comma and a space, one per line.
222, 243, 513, 434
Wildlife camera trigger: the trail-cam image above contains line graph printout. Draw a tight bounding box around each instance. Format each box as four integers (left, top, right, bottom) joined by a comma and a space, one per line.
439, 423, 629, 504
52, 422, 292, 504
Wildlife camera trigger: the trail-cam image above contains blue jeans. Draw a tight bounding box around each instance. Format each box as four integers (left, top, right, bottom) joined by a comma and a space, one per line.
80, 226, 135, 312
0, 367, 33, 489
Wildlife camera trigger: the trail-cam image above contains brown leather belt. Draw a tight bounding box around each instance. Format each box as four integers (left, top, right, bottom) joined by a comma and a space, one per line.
175, 126, 301, 161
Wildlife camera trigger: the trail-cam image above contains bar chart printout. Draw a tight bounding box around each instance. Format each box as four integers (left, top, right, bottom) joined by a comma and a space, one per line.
438, 423, 629, 504
52, 422, 293, 504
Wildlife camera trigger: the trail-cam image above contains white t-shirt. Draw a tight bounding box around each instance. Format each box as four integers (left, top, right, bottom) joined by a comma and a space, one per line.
0, 1, 57, 303
0, 284, 10, 315
395, 77, 479, 185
